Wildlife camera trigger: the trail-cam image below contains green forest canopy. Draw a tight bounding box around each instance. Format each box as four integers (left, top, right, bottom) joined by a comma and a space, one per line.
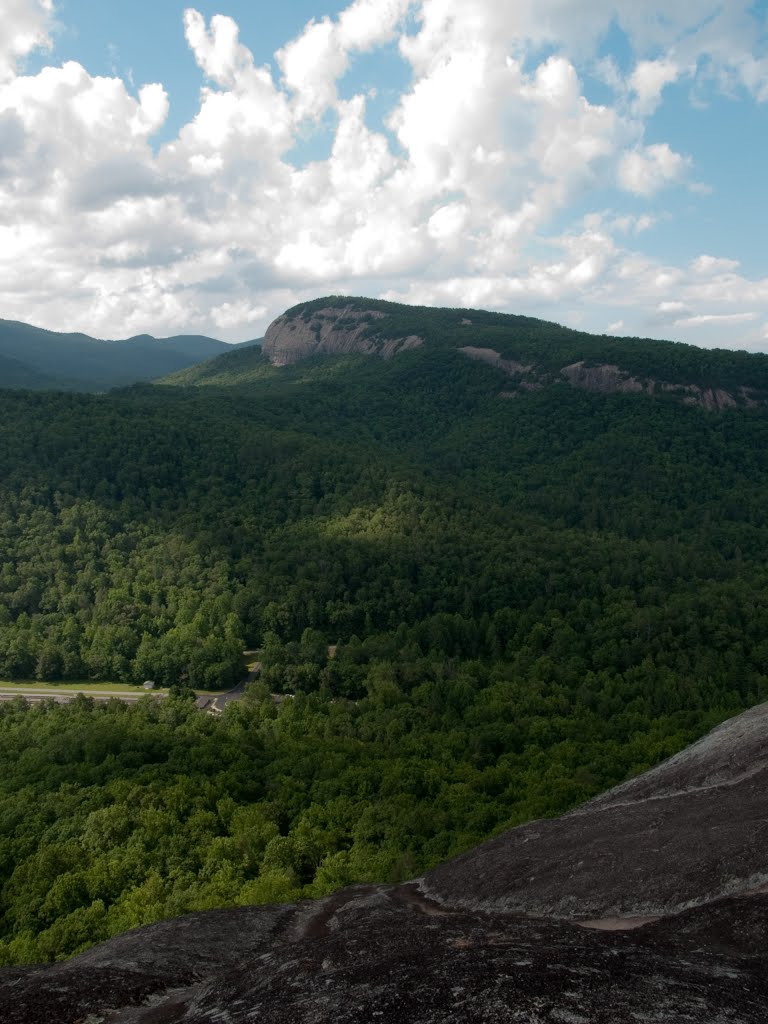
1, 303, 767, 962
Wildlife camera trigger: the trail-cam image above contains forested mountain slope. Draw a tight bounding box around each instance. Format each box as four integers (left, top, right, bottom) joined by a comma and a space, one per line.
172, 296, 768, 408
1, 298, 768, 965
0, 318, 253, 391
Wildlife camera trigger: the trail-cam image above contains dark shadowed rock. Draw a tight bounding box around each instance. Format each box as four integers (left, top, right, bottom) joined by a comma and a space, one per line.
423, 701, 768, 919
2, 704, 767, 1023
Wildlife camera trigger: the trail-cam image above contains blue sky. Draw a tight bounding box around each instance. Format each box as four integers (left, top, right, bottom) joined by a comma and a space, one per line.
27, 2, 337, 139
2, 0, 767, 348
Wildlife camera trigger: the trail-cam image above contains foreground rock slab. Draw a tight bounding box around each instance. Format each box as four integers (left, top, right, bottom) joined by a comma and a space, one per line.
424, 701, 768, 919
2, 704, 768, 1023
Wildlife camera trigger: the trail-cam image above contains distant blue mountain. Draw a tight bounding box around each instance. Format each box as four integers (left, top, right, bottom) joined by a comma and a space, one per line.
0, 319, 258, 391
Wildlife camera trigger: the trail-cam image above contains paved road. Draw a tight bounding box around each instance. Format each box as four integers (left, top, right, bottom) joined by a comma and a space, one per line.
206, 663, 262, 713
0, 687, 168, 705
0, 663, 262, 711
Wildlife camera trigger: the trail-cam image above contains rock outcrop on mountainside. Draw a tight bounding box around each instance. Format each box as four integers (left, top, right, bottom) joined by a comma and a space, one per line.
2, 703, 767, 1023
262, 305, 423, 365
558, 360, 760, 410
460, 347, 763, 410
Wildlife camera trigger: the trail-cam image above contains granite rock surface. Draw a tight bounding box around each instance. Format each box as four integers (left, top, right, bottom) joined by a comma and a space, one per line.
2, 704, 767, 1023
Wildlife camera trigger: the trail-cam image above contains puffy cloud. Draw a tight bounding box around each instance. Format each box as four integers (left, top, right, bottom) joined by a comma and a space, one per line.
610, 214, 655, 234
276, 17, 346, 119
691, 255, 741, 275
0, 77, 168, 218
427, 203, 470, 244
0, 0, 766, 350
180, 9, 292, 156
276, 0, 411, 119
0, 0, 52, 82
618, 143, 690, 195
70, 158, 165, 211
338, 0, 413, 49
184, 10, 253, 88
210, 299, 267, 329
629, 59, 681, 115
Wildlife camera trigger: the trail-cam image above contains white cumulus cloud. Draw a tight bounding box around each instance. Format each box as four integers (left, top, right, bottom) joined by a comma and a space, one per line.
0, 0, 766, 350
629, 58, 682, 114
0, 0, 52, 82
618, 143, 690, 196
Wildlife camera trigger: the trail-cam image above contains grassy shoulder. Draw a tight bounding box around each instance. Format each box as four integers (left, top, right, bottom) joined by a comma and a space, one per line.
0, 679, 240, 695
0, 680, 157, 693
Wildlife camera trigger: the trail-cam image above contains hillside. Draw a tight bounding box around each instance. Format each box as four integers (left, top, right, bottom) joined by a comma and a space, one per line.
0, 319, 252, 391
160, 338, 268, 387
0, 352, 63, 390
1, 297, 768, 976
168, 297, 768, 410
425, 698, 768, 918
2, 702, 766, 1022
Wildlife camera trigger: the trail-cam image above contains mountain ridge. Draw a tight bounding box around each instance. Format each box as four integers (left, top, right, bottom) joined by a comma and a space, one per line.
170, 296, 768, 410
0, 318, 256, 392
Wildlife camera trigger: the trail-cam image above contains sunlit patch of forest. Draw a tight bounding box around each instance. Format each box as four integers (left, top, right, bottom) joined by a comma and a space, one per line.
1, 310, 768, 962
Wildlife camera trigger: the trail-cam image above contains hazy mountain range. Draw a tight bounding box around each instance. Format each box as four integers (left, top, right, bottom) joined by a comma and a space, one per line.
0, 318, 259, 392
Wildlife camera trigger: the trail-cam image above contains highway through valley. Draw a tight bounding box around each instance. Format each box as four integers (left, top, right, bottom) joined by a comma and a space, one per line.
0, 687, 168, 705
0, 663, 262, 711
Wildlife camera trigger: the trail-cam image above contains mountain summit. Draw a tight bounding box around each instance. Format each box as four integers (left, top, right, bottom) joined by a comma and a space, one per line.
174, 296, 768, 411
262, 302, 424, 364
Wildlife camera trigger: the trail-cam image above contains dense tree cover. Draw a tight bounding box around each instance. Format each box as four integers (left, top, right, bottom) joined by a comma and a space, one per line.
4, 368, 768, 687
164, 344, 274, 388
0, 685, 733, 965
1, 318, 768, 962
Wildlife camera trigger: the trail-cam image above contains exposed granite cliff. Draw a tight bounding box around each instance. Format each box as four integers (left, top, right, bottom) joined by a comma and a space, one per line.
559, 360, 756, 410
559, 360, 645, 395
460, 347, 763, 410
262, 306, 423, 365
423, 700, 768, 919
2, 703, 767, 1023
458, 346, 536, 379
